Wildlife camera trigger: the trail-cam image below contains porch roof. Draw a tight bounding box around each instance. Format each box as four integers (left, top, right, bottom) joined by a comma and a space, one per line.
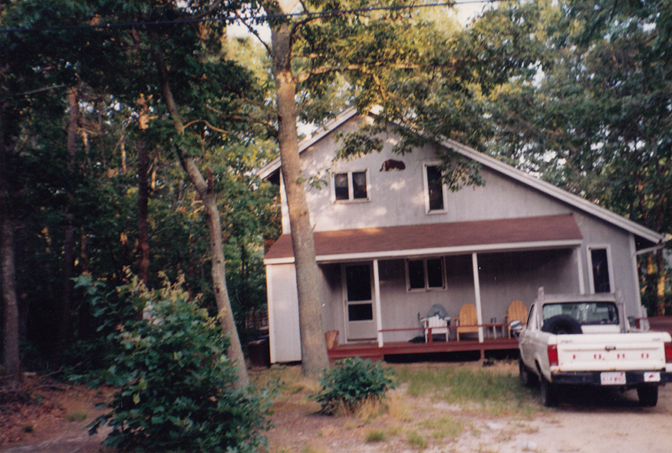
264, 214, 583, 264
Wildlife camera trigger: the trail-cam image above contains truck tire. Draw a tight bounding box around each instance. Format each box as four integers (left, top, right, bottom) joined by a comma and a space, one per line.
637, 385, 658, 407
540, 374, 558, 407
541, 315, 583, 335
519, 359, 538, 387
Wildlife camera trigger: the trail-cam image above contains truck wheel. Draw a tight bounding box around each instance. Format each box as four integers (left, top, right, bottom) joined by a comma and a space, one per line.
540, 375, 558, 407
541, 315, 583, 335
519, 359, 537, 387
637, 385, 658, 407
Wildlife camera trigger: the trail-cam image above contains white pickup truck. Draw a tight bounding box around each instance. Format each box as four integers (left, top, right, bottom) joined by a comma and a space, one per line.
517, 289, 672, 407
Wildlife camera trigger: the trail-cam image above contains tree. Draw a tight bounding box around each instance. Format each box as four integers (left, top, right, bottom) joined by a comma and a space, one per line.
1, 104, 21, 387
0, 1, 278, 385
488, 0, 672, 314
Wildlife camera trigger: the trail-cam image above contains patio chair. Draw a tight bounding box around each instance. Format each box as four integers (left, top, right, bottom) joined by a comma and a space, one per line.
504, 300, 528, 338
456, 303, 478, 341
421, 315, 449, 342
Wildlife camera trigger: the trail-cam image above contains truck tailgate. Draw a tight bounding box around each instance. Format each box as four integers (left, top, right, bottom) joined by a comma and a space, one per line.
555, 333, 668, 372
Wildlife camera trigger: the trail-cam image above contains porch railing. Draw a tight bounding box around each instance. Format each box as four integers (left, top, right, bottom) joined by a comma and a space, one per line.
376, 322, 510, 347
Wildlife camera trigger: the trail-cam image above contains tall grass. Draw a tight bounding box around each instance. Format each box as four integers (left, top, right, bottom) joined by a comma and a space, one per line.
395, 363, 538, 417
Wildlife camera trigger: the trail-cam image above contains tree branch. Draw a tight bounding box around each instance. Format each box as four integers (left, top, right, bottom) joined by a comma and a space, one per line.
183, 119, 230, 134
191, 0, 226, 20
233, 10, 273, 57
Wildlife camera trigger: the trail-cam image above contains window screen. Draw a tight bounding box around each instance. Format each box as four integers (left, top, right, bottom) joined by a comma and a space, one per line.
345, 264, 372, 301
334, 173, 349, 200
426, 258, 444, 288
426, 165, 444, 211
591, 248, 611, 293
408, 260, 425, 290
352, 171, 368, 199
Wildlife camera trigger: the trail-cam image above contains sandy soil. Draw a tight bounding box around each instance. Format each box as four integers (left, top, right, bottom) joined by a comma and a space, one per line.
264, 362, 672, 453
1, 363, 670, 453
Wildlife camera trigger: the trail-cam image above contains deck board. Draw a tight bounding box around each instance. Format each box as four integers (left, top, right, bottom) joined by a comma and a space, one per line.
327, 337, 519, 361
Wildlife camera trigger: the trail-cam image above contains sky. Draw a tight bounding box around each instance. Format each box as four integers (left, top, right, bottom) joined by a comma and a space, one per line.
229, 1, 488, 40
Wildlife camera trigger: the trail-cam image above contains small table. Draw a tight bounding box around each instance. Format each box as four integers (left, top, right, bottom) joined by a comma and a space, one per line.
489, 322, 508, 339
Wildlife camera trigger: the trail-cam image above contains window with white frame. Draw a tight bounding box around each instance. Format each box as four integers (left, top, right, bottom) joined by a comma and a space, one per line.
406, 257, 445, 291
423, 164, 446, 213
588, 246, 613, 293
334, 170, 368, 202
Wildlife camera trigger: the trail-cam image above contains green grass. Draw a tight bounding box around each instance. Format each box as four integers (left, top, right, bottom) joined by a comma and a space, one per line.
418, 415, 464, 440
395, 363, 539, 417
407, 430, 428, 450
365, 429, 388, 443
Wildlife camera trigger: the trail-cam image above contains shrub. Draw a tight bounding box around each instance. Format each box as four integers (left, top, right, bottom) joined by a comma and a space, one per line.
312, 357, 396, 415
88, 275, 270, 452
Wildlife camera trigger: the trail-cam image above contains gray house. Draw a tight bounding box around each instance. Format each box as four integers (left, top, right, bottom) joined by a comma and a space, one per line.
259, 109, 665, 363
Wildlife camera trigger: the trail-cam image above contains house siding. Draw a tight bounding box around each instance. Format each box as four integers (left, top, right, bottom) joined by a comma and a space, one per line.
265, 113, 659, 361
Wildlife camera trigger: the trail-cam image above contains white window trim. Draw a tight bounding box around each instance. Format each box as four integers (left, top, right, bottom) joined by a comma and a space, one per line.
422, 162, 448, 214
405, 256, 447, 292
332, 169, 370, 203
587, 245, 615, 294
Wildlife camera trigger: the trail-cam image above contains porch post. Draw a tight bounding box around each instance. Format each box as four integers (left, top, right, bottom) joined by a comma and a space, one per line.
471, 253, 484, 343
576, 246, 586, 294
373, 259, 384, 347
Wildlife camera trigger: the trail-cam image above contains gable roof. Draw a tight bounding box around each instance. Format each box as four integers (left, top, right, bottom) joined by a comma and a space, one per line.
258, 108, 665, 247
265, 214, 583, 264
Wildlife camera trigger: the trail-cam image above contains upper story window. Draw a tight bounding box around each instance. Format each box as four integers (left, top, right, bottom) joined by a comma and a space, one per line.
588, 246, 613, 293
407, 257, 445, 291
334, 170, 368, 202
423, 164, 446, 213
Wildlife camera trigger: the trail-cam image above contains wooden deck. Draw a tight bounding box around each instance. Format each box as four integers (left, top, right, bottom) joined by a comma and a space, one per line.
327, 337, 520, 362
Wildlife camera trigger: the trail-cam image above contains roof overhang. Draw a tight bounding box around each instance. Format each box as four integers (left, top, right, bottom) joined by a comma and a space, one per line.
264, 214, 583, 265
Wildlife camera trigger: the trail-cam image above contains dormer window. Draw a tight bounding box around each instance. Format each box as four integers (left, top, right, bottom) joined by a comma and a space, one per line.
423, 164, 446, 213
334, 170, 368, 202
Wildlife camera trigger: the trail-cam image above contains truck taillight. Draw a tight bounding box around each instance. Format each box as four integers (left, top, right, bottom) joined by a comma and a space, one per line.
665, 342, 672, 364
548, 344, 559, 367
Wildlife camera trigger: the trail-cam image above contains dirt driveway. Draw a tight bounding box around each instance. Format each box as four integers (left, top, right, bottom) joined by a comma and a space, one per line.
265, 363, 672, 453
446, 384, 672, 453
2, 364, 671, 453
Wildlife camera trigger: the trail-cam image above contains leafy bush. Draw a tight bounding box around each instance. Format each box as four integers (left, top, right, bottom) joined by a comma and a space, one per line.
88, 276, 270, 452
312, 357, 396, 415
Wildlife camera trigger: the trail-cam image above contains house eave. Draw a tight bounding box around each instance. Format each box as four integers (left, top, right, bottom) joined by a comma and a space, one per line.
264, 238, 583, 265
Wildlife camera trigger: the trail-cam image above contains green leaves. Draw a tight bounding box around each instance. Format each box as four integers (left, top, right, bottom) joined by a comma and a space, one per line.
87, 276, 271, 452
312, 357, 396, 415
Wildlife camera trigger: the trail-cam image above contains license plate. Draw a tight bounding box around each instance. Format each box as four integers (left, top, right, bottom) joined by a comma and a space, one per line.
601, 372, 626, 385
644, 372, 661, 382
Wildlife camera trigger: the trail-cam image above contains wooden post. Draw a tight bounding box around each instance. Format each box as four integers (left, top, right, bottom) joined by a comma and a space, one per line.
373, 259, 384, 347
472, 253, 484, 343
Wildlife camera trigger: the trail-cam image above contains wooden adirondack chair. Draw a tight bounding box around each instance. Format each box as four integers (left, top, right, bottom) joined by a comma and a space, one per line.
421, 315, 449, 342
456, 303, 478, 341
505, 300, 528, 338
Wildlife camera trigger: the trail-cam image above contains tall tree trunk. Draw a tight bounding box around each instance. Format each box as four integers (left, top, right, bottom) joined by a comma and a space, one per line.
178, 156, 249, 388
1, 107, 21, 387
269, 14, 329, 378
1, 216, 20, 386
137, 140, 149, 284
59, 87, 79, 351
150, 37, 249, 388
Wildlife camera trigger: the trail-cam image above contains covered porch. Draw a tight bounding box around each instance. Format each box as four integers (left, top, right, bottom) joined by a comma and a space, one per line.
266, 215, 585, 362
327, 325, 520, 362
